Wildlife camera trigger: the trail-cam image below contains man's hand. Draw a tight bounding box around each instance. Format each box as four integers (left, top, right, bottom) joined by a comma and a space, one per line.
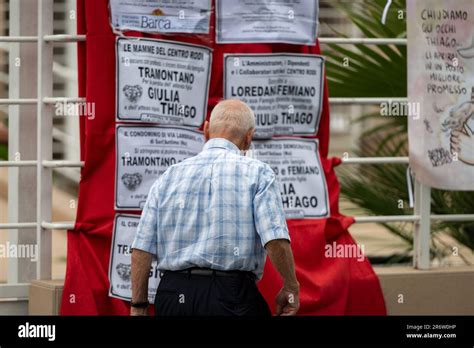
265, 239, 300, 316
275, 283, 300, 316
130, 306, 149, 316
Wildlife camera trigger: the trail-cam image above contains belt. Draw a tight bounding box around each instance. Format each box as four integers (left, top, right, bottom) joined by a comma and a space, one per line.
162, 268, 256, 280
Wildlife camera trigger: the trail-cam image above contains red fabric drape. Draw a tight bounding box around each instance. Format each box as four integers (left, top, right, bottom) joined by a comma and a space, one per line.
61, 0, 386, 315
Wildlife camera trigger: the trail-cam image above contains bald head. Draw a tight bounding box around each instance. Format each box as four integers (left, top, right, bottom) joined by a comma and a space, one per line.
205, 99, 255, 150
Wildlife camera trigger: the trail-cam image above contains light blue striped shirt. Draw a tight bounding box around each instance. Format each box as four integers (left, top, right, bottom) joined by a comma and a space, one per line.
131, 137, 290, 278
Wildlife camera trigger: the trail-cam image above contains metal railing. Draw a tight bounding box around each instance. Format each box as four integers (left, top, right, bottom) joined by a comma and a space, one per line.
0, 0, 84, 303
0, 2, 472, 307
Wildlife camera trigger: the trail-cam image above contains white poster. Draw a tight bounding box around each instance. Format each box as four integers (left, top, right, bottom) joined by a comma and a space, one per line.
408, 0, 474, 190
250, 138, 329, 219
116, 125, 205, 210
109, 214, 161, 302
116, 37, 212, 127
109, 0, 211, 34
224, 54, 324, 138
216, 0, 318, 45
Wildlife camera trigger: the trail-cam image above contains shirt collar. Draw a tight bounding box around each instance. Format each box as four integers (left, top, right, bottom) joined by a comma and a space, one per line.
203, 138, 241, 153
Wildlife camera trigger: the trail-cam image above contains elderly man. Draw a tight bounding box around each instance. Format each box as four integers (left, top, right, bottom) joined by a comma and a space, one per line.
130, 99, 299, 316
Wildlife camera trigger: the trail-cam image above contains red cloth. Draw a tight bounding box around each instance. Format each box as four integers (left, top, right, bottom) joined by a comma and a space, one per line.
61, 0, 386, 315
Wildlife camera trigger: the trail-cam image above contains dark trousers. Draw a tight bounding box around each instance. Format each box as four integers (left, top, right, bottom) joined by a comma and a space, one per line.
154, 270, 271, 316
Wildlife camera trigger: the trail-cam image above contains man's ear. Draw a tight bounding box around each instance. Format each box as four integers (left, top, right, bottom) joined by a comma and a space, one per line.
204, 121, 210, 141
245, 128, 255, 150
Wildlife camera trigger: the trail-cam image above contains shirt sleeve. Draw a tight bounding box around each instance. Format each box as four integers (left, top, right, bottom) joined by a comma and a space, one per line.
131, 180, 159, 256
253, 164, 290, 247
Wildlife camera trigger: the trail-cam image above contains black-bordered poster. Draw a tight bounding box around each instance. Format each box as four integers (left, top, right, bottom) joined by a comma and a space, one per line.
216, 0, 319, 45
109, 214, 160, 302
115, 125, 205, 210
250, 138, 329, 219
109, 0, 211, 34
116, 37, 212, 127
224, 54, 325, 138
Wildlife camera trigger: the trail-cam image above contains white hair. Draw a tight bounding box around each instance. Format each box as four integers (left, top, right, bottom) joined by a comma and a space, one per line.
209, 99, 255, 137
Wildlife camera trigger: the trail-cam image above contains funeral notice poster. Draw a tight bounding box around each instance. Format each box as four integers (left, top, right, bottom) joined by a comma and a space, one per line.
250, 139, 329, 219
116, 125, 205, 210
408, 0, 474, 190
116, 37, 212, 127
216, 0, 318, 45
109, 214, 160, 302
110, 0, 211, 34
224, 54, 324, 138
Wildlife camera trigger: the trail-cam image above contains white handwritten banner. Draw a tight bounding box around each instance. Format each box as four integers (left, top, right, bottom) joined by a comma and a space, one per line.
115, 125, 205, 210
224, 54, 324, 138
109, 0, 211, 34
250, 138, 329, 219
216, 0, 319, 45
116, 37, 212, 127
109, 214, 160, 302
408, 0, 474, 190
